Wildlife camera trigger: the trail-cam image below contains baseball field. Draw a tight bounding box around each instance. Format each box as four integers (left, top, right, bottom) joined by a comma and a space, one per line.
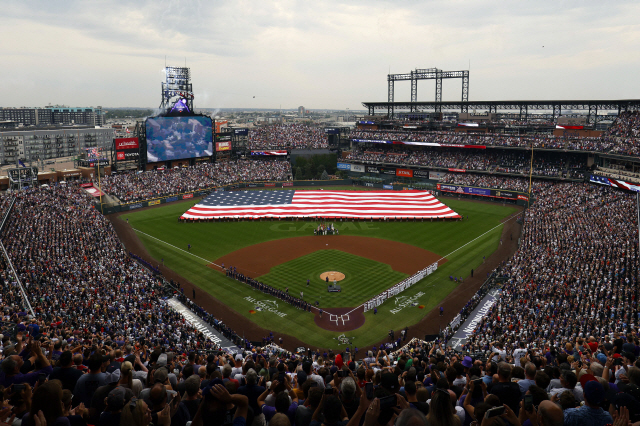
119, 188, 519, 349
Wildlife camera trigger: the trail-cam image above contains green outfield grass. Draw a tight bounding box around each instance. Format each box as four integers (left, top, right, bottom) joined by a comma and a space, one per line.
122, 191, 518, 348
257, 250, 408, 308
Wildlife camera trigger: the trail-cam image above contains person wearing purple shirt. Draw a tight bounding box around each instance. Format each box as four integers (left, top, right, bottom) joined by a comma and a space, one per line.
0, 341, 52, 388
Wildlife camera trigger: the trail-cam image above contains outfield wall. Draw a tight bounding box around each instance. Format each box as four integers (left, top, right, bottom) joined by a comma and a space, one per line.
97, 179, 354, 214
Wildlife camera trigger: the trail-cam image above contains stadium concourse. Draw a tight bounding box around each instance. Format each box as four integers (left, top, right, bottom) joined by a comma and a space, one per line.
1, 123, 640, 426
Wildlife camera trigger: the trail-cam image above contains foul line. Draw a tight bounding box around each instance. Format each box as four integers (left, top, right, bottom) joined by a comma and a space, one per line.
131, 227, 322, 312
132, 228, 221, 267
344, 213, 521, 315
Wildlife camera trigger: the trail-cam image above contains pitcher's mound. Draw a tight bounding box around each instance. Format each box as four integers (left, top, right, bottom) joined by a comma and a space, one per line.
320, 271, 345, 282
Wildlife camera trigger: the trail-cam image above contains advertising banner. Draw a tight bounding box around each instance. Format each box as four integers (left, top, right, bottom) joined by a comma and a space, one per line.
366, 166, 380, 174
413, 169, 430, 178
251, 150, 287, 156
439, 184, 527, 200
351, 164, 365, 173
448, 168, 466, 173
233, 128, 249, 136
129, 203, 144, 210
115, 137, 139, 150
80, 183, 93, 188
324, 128, 341, 134
337, 162, 351, 171
448, 288, 502, 350
396, 168, 413, 178
183, 193, 194, 199
166, 196, 179, 203
282, 182, 294, 187
264, 183, 276, 187
117, 150, 139, 161
383, 184, 393, 190
491, 190, 517, 199
429, 171, 446, 180
148, 200, 160, 206
382, 168, 397, 176
466, 187, 491, 196
216, 141, 231, 151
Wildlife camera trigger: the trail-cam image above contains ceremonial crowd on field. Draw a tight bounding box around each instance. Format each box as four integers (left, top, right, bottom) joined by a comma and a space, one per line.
100, 160, 292, 203
1, 113, 640, 426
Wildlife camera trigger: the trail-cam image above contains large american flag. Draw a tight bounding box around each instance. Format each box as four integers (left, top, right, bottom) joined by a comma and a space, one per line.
180, 190, 460, 220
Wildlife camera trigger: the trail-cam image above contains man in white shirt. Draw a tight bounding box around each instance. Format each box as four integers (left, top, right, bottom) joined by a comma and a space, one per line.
513, 342, 528, 367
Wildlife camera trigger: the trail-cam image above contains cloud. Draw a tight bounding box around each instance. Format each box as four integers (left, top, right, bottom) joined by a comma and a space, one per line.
1, 0, 639, 109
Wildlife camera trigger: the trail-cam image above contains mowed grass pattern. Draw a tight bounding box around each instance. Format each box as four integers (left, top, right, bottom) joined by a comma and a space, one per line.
123, 192, 518, 348
257, 250, 408, 308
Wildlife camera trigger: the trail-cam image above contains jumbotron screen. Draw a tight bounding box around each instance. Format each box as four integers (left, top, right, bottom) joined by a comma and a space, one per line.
145, 116, 213, 162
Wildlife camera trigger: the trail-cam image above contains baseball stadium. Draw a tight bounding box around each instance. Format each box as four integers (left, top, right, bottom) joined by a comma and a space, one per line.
1, 65, 639, 424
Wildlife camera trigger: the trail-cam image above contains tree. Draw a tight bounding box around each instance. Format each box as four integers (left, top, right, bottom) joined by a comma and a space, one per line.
304, 163, 314, 180
295, 166, 303, 180
317, 165, 326, 179
320, 170, 329, 180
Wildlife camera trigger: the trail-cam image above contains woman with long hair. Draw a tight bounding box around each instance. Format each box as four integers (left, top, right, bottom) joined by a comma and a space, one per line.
119, 398, 169, 426
26, 381, 66, 426
427, 389, 461, 426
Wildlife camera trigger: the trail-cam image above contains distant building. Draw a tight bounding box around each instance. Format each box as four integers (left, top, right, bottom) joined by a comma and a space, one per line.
298, 106, 305, 117
0, 106, 105, 127
0, 126, 114, 165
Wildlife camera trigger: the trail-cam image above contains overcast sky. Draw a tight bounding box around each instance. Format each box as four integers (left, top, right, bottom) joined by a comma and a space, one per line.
2, 0, 639, 111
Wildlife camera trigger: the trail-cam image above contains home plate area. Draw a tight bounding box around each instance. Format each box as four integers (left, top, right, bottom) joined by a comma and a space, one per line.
329, 313, 350, 326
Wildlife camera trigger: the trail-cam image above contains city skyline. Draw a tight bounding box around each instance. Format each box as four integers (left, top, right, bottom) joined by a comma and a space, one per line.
2, 0, 639, 111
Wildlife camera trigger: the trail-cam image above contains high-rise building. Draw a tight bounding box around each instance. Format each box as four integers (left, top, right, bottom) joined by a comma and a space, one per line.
0, 106, 105, 127
298, 106, 305, 117
0, 126, 114, 164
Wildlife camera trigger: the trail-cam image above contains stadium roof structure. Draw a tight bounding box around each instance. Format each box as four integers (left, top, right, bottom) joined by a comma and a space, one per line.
362, 99, 640, 124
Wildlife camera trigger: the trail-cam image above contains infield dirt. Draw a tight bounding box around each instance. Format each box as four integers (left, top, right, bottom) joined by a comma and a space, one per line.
110, 202, 523, 351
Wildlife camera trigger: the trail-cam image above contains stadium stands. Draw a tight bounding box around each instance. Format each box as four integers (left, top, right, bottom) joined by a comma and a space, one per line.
1, 114, 640, 425
346, 148, 585, 178
248, 124, 327, 149
101, 159, 292, 202
351, 111, 640, 155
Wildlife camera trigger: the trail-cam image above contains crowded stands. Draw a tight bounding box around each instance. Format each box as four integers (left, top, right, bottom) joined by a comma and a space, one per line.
1, 145, 640, 425
351, 111, 640, 155
101, 160, 292, 203
346, 148, 584, 178
248, 124, 327, 150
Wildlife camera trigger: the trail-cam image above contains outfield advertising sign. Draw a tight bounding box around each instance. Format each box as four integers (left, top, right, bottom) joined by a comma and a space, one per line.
437, 184, 525, 200
383, 184, 393, 190
366, 166, 380, 174
183, 193, 194, 199
337, 162, 351, 171
351, 164, 365, 173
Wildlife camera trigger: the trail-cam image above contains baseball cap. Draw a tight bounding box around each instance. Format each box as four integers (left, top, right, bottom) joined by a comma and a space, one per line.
156, 354, 168, 367
579, 373, 597, 388
297, 371, 308, 385
461, 356, 473, 368
106, 387, 126, 411
381, 373, 399, 392
596, 353, 607, 365
107, 369, 121, 384
584, 380, 605, 405
235, 354, 243, 362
